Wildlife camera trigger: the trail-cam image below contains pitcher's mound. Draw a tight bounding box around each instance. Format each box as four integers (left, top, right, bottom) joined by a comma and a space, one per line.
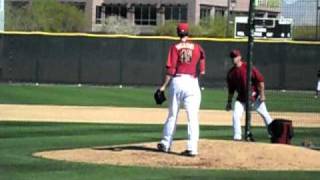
34, 139, 320, 170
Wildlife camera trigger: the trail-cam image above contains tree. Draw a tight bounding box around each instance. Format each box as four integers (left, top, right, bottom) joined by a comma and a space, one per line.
154, 16, 228, 38
5, 0, 86, 32
154, 20, 204, 37
201, 16, 228, 37
101, 16, 139, 35
154, 20, 178, 36
267, 0, 281, 8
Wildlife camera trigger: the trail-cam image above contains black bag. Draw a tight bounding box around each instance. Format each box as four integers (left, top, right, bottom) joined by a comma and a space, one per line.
269, 119, 294, 144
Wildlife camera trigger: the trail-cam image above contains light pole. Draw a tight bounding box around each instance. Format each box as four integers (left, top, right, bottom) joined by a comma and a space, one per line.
226, 0, 237, 37
226, 0, 230, 37
245, 0, 255, 142
0, 0, 4, 31
317, 0, 320, 40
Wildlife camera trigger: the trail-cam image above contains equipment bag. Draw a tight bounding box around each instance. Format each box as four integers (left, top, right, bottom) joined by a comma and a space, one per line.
269, 119, 294, 144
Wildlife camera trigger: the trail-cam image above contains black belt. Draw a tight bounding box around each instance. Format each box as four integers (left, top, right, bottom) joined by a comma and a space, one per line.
174, 74, 194, 77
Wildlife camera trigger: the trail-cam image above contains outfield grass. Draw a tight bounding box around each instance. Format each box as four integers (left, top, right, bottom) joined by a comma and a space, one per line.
0, 121, 320, 180
0, 83, 319, 112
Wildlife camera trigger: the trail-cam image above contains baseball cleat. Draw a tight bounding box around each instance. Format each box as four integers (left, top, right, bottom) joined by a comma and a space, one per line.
157, 143, 170, 153
180, 150, 196, 157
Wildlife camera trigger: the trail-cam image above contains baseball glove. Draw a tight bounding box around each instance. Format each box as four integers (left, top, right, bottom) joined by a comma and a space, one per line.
154, 89, 166, 105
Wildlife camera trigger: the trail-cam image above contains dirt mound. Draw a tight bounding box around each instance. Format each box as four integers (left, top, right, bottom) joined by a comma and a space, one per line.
34, 139, 320, 171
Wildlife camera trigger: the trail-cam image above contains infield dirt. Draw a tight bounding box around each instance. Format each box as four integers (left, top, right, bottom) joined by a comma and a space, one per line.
34, 139, 320, 171
0, 104, 319, 127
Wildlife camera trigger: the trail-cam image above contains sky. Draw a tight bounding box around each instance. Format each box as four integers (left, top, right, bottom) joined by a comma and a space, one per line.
281, 0, 319, 25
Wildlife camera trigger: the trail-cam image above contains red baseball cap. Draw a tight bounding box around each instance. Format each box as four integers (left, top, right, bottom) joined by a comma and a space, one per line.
177, 23, 189, 33
230, 49, 241, 58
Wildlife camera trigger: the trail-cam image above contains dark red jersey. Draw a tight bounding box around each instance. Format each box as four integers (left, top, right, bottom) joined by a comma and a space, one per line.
227, 61, 264, 102
166, 41, 205, 77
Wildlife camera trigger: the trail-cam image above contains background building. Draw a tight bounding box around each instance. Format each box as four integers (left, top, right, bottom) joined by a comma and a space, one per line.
7, 0, 281, 34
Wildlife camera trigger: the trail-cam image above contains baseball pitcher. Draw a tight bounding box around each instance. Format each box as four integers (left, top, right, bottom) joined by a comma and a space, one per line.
157, 23, 206, 157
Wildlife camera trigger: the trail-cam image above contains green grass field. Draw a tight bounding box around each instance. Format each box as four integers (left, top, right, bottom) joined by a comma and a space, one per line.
0, 121, 320, 180
0, 83, 319, 112
0, 83, 319, 179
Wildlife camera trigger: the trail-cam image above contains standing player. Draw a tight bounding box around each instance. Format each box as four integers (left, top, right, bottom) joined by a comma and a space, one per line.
157, 23, 206, 157
226, 49, 273, 141
315, 69, 320, 98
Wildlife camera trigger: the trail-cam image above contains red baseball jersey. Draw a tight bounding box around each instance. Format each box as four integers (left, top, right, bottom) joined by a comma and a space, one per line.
227, 61, 264, 102
166, 41, 205, 77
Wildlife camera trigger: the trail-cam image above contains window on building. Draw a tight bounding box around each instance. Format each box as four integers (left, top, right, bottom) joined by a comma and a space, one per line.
215, 7, 225, 17
164, 5, 188, 22
256, 0, 264, 6
105, 4, 127, 18
96, 6, 102, 24
96, 4, 127, 24
200, 6, 211, 21
134, 5, 157, 25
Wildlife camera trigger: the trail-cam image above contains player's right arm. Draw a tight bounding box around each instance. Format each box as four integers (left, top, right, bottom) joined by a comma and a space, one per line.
159, 75, 172, 91
225, 95, 234, 111
226, 70, 235, 111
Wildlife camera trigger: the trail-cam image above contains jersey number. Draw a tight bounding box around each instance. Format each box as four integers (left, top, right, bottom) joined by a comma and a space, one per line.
179, 49, 193, 64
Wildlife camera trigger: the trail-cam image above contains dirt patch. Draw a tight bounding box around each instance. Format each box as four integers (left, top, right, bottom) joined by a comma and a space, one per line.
34, 139, 320, 171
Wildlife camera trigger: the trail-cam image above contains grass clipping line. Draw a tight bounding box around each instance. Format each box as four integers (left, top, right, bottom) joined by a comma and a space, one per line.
34, 139, 320, 171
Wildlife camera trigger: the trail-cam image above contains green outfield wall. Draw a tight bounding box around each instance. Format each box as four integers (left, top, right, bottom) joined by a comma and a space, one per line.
0, 32, 319, 90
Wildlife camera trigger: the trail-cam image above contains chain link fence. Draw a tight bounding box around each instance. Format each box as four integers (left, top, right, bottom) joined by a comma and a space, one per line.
282, 0, 320, 40
255, 0, 320, 40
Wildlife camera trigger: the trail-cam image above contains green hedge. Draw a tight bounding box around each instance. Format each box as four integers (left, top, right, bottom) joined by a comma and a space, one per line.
155, 16, 232, 38
5, 0, 86, 32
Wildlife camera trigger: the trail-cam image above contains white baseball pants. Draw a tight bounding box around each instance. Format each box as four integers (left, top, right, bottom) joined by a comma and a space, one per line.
232, 98, 273, 140
160, 74, 201, 154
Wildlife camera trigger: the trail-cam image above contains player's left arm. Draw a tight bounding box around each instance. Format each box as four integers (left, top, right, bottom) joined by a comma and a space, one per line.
253, 67, 266, 101
258, 82, 266, 101
199, 45, 206, 75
